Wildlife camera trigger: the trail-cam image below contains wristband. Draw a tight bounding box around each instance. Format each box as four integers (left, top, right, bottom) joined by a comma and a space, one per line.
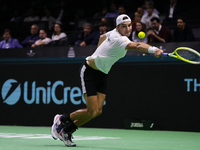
148, 46, 158, 53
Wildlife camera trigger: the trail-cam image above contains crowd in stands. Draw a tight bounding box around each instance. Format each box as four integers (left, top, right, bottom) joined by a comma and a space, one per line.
0, 0, 199, 49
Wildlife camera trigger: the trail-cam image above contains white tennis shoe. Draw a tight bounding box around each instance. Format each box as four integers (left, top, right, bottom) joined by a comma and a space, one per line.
58, 129, 76, 147
51, 114, 65, 140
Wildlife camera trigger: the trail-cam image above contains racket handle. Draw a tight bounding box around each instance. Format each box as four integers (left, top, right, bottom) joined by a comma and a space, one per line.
161, 53, 168, 56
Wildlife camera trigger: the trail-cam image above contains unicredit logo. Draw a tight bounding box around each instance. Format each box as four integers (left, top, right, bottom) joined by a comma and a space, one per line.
1, 79, 89, 105
1, 79, 21, 105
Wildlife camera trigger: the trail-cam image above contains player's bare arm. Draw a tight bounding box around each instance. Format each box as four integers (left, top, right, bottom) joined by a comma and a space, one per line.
97, 33, 106, 47
126, 42, 163, 57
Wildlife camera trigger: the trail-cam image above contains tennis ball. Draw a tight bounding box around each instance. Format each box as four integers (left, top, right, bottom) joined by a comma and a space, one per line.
138, 31, 145, 39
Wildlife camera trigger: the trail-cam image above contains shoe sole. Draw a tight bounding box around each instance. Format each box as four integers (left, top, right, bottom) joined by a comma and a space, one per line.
58, 133, 76, 147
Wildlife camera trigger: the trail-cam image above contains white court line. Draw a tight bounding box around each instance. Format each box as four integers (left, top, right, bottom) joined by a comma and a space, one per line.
0, 133, 121, 140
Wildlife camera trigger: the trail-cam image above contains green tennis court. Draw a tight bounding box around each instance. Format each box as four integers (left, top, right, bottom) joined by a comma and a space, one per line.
0, 125, 200, 150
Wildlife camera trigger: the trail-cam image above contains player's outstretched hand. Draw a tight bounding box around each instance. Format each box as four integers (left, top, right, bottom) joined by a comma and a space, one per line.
154, 49, 163, 58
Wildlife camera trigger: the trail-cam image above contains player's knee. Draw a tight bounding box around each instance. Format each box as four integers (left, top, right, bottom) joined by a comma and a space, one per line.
88, 109, 102, 118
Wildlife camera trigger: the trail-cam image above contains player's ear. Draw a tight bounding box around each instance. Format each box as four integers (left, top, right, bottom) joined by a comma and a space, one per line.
116, 25, 119, 30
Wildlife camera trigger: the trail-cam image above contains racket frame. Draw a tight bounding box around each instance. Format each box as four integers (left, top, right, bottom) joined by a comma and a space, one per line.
165, 47, 200, 64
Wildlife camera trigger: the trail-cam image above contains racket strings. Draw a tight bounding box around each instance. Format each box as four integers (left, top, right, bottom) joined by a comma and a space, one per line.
176, 50, 200, 62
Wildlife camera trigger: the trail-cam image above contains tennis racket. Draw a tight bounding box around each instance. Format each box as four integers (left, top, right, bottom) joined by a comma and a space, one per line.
161, 47, 200, 64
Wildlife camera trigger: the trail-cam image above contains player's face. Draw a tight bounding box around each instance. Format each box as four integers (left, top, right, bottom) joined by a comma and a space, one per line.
117, 21, 132, 37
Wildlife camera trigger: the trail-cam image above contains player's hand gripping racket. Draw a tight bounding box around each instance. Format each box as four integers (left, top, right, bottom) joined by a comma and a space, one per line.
161, 47, 200, 64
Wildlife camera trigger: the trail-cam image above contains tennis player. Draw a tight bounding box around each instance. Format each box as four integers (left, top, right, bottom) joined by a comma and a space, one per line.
51, 14, 163, 147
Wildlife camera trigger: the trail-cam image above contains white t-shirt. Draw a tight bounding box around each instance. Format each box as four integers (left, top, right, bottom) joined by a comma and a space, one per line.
86, 28, 131, 74
51, 33, 67, 41
24, 16, 40, 22
141, 13, 159, 29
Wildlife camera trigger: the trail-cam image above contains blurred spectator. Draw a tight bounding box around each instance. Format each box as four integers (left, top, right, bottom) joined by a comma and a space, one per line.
31, 29, 52, 47
101, 17, 112, 31
137, 6, 145, 16
172, 17, 195, 42
54, 1, 68, 25
0, 29, 23, 49
132, 21, 148, 43
131, 12, 145, 32
118, 5, 126, 15
51, 23, 67, 46
147, 17, 172, 43
10, 9, 22, 24
105, 3, 119, 18
41, 9, 56, 31
141, 5, 159, 30
74, 23, 93, 46
54, 1, 76, 30
80, 21, 108, 46
21, 24, 39, 47
24, 8, 40, 22
143, 0, 159, 15
52, 23, 67, 40
129, 6, 144, 22
94, 7, 108, 18
163, 0, 182, 25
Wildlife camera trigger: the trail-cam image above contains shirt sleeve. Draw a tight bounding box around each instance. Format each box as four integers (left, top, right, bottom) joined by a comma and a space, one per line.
60, 33, 67, 39
35, 40, 40, 45
14, 39, 23, 48
117, 36, 131, 49
42, 38, 52, 44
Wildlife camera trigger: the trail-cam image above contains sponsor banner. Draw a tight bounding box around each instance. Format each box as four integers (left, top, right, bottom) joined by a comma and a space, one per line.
1, 79, 86, 105
0, 61, 200, 131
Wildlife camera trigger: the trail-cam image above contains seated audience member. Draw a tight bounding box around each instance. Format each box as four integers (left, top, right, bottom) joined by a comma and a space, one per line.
132, 21, 148, 43
51, 23, 67, 45
94, 7, 108, 18
128, 6, 144, 20
105, 3, 119, 18
141, 5, 159, 30
143, 0, 159, 15
41, 9, 56, 31
21, 24, 40, 47
54, 1, 74, 30
172, 17, 195, 42
80, 21, 108, 46
118, 5, 126, 15
101, 17, 112, 31
147, 17, 172, 43
137, 6, 145, 16
131, 12, 144, 32
0, 29, 23, 49
10, 9, 22, 24
74, 23, 93, 46
31, 29, 52, 47
163, 0, 182, 25
24, 8, 40, 22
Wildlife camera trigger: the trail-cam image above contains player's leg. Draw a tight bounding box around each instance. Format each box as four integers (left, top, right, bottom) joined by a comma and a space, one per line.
51, 61, 107, 146
57, 92, 105, 146
70, 92, 106, 127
